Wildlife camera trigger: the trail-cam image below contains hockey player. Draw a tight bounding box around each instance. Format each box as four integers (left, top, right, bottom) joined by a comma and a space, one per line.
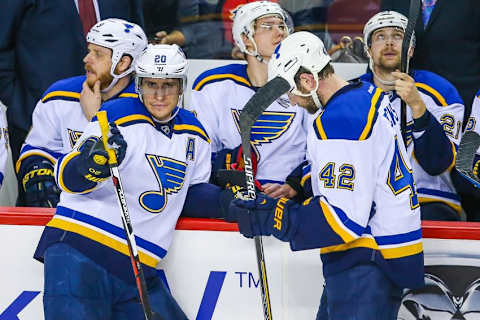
190, 1, 308, 194
33, 44, 233, 319
229, 31, 424, 319
360, 11, 465, 220
466, 90, 480, 180
15, 18, 147, 207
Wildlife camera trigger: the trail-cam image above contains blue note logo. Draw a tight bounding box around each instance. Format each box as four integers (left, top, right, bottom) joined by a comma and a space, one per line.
231, 109, 295, 160
139, 155, 187, 213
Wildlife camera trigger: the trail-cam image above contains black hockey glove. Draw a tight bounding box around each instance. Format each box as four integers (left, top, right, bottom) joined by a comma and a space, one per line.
218, 185, 247, 222
21, 160, 60, 207
76, 123, 127, 183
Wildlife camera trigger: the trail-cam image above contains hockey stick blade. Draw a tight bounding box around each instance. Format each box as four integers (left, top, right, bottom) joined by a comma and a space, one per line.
239, 76, 291, 153
455, 131, 480, 187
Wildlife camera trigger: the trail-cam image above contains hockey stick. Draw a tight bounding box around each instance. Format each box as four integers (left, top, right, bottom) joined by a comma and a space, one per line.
400, 0, 421, 146
455, 131, 480, 188
239, 77, 291, 320
97, 111, 157, 320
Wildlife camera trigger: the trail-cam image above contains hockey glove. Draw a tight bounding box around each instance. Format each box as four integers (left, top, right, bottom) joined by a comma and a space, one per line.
212, 145, 262, 190
218, 185, 248, 222
21, 160, 60, 207
76, 123, 127, 183
230, 193, 298, 241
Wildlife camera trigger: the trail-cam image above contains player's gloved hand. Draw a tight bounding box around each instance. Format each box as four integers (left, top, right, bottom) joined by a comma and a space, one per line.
218, 185, 248, 222
22, 160, 60, 207
230, 193, 297, 241
212, 145, 262, 190
76, 123, 127, 183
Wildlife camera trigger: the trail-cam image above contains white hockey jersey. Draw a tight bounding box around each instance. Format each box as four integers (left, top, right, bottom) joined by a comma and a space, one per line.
16, 76, 137, 173
302, 81, 423, 288
361, 70, 465, 213
191, 63, 308, 183
34, 98, 211, 282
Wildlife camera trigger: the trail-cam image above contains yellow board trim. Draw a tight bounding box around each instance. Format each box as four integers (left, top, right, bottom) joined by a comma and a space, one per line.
174, 124, 211, 143
320, 199, 355, 243
41, 91, 80, 102
359, 88, 381, 140
194, 74, 251, 91
416, 83, 448, 106
47, 218, 158, 268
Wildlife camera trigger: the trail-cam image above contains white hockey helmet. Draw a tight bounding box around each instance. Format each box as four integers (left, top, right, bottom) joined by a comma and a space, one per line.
87, 18, 147, 84
268, 31, 331, 108
135, 44, 188, 103
363, 11, 414, 47
232, 1, 288, 57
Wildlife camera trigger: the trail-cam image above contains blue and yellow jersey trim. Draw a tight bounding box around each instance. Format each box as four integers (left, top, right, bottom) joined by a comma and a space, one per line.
173, 108, 210, 143
41, 76, 137, 103
56, 151, 97, 194
318, 197, 423, 259
15, 144, 61, 173
48, 206, 166, 267
314, 83, 382, 141
41, 76, 84, 103
193, 64, 251, 91
413, 70, 463, 107
417, 187, 462, 213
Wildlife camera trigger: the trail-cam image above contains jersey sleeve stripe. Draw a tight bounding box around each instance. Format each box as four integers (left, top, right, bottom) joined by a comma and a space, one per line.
41, 91, 81, 103
56, 151, 96, 194
173, 124, 211, 143
193, 74, 251, 91
416, 83, 448, 106
359, 88, 382, 140
319, 198, 363, 243
446, 140, 457, 172
314, 113, 328, 140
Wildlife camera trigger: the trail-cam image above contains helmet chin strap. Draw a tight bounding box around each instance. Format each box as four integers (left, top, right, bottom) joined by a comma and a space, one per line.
292, 74, 323, 110
154, 104, 181, 124
101, 76, 120, 94
369, 57, 396, 87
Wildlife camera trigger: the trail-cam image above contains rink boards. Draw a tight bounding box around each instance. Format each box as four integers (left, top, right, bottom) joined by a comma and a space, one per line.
1, 208, 480, 319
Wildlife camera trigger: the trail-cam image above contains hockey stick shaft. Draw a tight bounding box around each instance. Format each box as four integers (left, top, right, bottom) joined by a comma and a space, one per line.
239, 77, 291, 320
97, 111, 154, 320
400, 0, 421, 146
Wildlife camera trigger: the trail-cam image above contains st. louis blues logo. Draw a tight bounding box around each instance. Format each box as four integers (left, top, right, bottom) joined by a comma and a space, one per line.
67, 129, 84, 148
140, 155, 187, 213
231, 109, 295, 160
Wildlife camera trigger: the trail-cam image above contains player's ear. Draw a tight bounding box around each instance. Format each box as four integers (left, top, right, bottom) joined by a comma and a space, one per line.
299, 73, 316, 92
241, 33, 253, 52
116, 55, 133, 74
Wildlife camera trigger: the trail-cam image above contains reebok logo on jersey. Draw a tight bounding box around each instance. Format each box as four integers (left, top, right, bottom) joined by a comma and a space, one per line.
273, 198, 288, 231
